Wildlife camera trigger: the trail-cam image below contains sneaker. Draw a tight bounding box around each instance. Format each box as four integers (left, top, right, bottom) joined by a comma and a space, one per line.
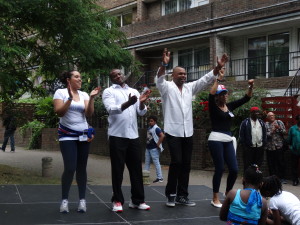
77, 199, 86, 213
129, 201, 150, 210
112, 201, 123, 212
175, 196, 196, 207
60, 199, 69, 213
166, 195, 176, 207
153, 178, 164, 183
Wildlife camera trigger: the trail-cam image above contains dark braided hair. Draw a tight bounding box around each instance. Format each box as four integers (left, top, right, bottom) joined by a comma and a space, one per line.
59, 70, 77, 86
260, 175, 282, 197
244, 164, 263, 186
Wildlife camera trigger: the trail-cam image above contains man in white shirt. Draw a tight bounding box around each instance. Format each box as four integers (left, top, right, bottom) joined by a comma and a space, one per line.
156, 48, 228, 207
102, 69, 151, 212
239, 107, 267, 172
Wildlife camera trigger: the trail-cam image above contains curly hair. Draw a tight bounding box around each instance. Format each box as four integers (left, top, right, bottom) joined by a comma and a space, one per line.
260, 175, 282, 197
59, 70, 77, 86
147, 115, 158, 123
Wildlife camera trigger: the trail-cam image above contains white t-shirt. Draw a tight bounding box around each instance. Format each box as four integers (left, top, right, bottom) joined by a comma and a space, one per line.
53, 88, 89, 141
269, 191, 300, 225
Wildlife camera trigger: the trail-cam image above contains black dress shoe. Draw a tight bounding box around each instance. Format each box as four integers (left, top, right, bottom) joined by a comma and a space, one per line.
293, 179, 299, 186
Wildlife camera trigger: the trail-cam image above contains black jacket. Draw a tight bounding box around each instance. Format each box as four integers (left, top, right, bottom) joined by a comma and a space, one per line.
239, 118, 267, 147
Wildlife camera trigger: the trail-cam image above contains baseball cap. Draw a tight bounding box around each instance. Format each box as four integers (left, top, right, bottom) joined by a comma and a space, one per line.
250, 107, 260, 112
216, 85, 228, 95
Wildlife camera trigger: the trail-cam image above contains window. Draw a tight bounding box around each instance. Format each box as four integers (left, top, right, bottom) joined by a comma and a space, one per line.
162, 0, 209, 15
115, 12, 133, 27
248, 32, 289, 79
178, 47, 210, 81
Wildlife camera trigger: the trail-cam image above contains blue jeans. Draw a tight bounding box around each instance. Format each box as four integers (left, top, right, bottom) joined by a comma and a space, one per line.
144, 147, 163, 179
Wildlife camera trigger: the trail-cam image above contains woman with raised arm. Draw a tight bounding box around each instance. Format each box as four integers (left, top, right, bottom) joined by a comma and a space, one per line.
53, 70, 100, 213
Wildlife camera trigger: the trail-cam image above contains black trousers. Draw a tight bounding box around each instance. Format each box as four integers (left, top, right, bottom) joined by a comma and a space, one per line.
291, 152, 300, 181
165, 134, 193, 197
109, 136, 144, 205
242, 145, 265, 172
266, 149, 286, 179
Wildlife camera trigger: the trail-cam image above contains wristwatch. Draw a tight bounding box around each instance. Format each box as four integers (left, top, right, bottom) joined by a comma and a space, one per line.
68, 97, 73, 101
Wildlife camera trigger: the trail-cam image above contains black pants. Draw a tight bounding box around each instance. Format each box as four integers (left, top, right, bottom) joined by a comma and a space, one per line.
266, 149, 286, 179
165, 134, 193, 198
109, 136, 144, 205
291, 152, 300, 181
242, 145, 264, 172
59, 140, 90, 200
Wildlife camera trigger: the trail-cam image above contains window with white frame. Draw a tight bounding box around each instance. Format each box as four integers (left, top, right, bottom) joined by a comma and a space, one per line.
115, 12, 133, 27
178, 47, 210, 81
162, 0, 209, 15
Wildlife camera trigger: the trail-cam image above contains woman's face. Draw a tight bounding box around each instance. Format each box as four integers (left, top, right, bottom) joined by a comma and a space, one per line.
68, 71, 82, 90
217, 92, 228, 103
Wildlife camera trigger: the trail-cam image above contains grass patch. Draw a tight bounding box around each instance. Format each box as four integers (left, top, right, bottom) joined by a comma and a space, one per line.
0, 164, 60, 184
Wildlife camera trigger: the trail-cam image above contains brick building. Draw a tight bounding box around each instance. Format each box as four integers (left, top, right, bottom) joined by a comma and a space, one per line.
98, 0, 300, 96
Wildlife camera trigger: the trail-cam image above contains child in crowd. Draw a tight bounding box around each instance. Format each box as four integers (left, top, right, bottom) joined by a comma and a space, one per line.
260, 175, 300, 225
220, 164, 268, 225
144, 115, 165, 183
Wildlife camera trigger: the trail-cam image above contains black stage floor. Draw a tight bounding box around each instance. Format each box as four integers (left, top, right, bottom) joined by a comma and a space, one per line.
0, 185, 224, 225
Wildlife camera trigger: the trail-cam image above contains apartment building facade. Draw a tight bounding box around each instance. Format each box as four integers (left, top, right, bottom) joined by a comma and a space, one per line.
98, 0, 300, 96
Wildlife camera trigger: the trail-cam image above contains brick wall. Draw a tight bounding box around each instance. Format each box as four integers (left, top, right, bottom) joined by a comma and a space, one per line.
97, 0, 136, 10
119, 0, 300, 46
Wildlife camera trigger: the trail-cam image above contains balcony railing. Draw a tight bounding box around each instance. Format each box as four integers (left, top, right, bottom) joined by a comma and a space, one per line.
229, 51, 300, 80
133, 51, 300, 89
284, 68, 300, 96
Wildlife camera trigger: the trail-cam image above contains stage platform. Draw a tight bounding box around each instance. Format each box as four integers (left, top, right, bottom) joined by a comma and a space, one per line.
0, 185, 224, 225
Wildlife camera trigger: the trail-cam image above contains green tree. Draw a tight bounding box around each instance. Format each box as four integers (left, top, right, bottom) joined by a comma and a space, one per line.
0, 0, 137, 101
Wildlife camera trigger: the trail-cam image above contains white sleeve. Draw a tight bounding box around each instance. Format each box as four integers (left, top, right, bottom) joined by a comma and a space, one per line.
53, 89, 65, 100
156, 75, 169, 96
102, 88, 123, 115
189, 70, 216, 95
269, 197, 279, 210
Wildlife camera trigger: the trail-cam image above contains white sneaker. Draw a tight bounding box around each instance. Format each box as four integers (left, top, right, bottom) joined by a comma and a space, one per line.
77, 199, 86, 213
60, 199, 69, 213
129, 201, 150, 210
112, 201, 123, 212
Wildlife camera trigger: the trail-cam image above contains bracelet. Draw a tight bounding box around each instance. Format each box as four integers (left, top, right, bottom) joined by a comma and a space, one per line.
248, 86, 253, 90
161, 62, 168, 67
68, 97, 73, 101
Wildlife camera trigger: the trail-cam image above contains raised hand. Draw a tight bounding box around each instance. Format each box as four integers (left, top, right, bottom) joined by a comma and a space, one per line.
217, 53, 229, 69
90, 86, 101, 98
139, 89, 151, 103
218, 67, 225, 81
67, 81, 73, 99
248, 79, 254, 88
162, 48, 171, 65
128, 93, 138, 106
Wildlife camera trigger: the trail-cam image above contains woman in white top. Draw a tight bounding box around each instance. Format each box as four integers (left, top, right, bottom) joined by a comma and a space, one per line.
53, 70, 100, 213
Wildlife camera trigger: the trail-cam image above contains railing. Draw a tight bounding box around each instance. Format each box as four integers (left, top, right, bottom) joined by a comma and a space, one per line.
284, 68, 300, 96
229, 51, 300, 79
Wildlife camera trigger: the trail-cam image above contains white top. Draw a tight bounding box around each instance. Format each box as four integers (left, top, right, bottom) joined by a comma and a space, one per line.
102, 84, 147, 139
269, 191, 300, 225
250, 119, 263, 147
53, 88, 89, 141
156, 70, 215, 137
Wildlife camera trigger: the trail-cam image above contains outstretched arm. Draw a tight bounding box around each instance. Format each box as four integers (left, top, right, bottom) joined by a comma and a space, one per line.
210, 67, 225, 95
246, 79, 254, 97
213, 54, 229, 76
157, 48, 171, 78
